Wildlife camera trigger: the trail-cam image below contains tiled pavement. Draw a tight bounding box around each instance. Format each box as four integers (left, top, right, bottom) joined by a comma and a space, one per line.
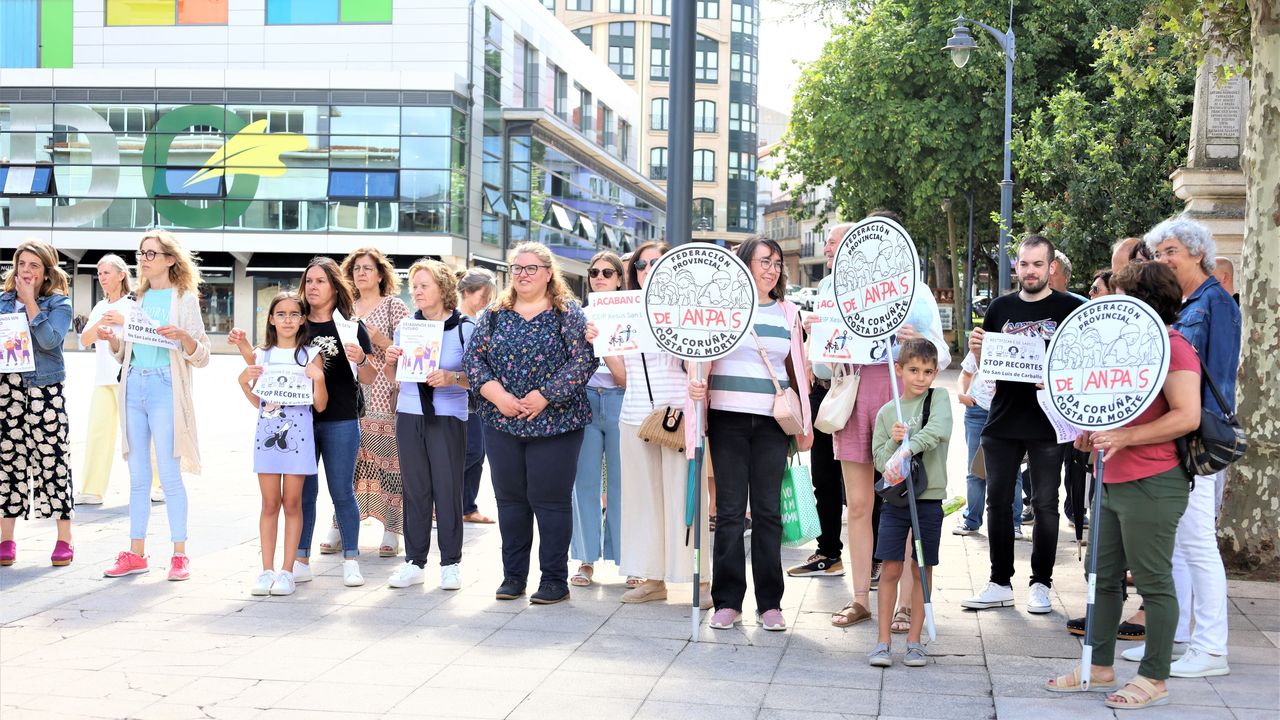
1, 355, 1276, 719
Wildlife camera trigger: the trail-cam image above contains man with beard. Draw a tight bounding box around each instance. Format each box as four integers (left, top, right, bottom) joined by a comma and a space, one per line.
963, 235, 1084, 615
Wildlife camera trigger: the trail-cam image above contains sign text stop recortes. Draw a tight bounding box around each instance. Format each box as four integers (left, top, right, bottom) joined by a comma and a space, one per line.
643, 244, 756, 361
832, 216, 919, 339
1044, 296, 1171, 431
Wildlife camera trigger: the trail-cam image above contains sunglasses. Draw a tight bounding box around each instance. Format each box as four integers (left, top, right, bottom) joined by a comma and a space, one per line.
588, 268, 618, 279
632, 259, 652, 271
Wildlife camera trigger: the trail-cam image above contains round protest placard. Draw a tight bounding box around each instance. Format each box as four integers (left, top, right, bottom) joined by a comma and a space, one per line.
831, 216, 919, 339
1044, 296, 1171, 431
643, 243, 756, 361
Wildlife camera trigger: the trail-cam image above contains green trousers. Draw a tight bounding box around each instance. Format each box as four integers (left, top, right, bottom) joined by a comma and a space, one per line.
1089, 465, 1189, 679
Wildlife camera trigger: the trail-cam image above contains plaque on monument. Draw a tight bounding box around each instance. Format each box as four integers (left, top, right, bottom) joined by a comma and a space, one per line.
1207, 75, 1244, 138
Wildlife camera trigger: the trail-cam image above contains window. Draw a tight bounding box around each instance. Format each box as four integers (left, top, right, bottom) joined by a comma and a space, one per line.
541, 0, 555, 10
650, 24, 670, 81
106, 0, 228, 26
523, 43, 540, 107
697, 0, 719, 19
731, 1, 758, 34
728, 151, 756, 181
730, 52, 757, 84
695, 34, 718, 83
650, 98, 669, 131
694, 100, 716, 133
567, 0, 593, 10
0, 166, 56, 196
649, 147, 667, 180
608, 22, 635, 79
265, 0, 391, 24
573, 26, 593, 49
729, 102, 757, 133
651, 0, 670, 16
554, 66, 569, 120
577, 86, 593, 135
728, 200, 756, 231
618, 120, 631, 162
693, 149, 715, 182
692, 198, 715, 231
609, 0, 635, 11
485, 8, 502, 46
156, 167, 225, 197
328, 170, 398, 200
597, 104, 615, 149
3, 0, 70, 68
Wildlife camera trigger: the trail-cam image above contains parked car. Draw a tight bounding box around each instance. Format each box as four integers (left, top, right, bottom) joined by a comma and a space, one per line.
787, 286, 818, 311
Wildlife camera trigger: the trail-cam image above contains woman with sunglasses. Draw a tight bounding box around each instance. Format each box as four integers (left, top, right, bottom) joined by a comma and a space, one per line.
569, 251, 628, 588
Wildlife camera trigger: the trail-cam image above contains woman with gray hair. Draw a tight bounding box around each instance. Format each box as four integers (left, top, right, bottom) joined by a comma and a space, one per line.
457, 266, 497, 524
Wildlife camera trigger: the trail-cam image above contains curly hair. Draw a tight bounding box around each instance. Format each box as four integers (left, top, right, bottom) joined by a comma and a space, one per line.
4, 239, 70, 297
137, 230, 201, 297
494, 242, 577, 313
406, 259, 459, 314
341, 246, 401, 299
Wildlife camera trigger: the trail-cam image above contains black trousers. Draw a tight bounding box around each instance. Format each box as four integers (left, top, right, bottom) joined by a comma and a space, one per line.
483, 425, 584, 588
708, 409, 790, 613
463, 414, 486, 515
808, 384, 845, 560
982, 435, 1067, 588
396, 412, 467, 567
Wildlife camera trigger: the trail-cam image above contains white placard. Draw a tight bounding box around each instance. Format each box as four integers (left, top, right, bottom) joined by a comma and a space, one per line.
1037, 389, 1083, 443
939, 305, 954, 331
643, 244, 756, 361
124, 305, 179, 350
255, 363, 314, 406
979, 332, 1046, 383
808, 291, 889, 364
831, 216, 919, 339
332, 309, 358, 347
586, 291, 658, 356
396, 319, 445, 383
1044, 296, 1171, 431
0, 313, 36, 373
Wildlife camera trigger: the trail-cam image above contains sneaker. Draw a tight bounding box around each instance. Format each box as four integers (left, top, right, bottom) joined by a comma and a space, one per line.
867, 642, 892, 667
292, 560, 313, 583
151, 487, 165, 503
870, 560, 882, 590
1020, 509, 1033, 524
709, 608, 741, 629
743, 516, 753, 538
251, 570, 275, 596
758, 608, 786, 631
104, 551, 149, 577
75, 493, 104, 505
342, 559, 364, 587
167, 554, 190, 581
269, 571, 296, 596
529, 581, 570, 605
1026, 582, 1052, 614
440, 563, 462, 591
786, 554, 845, 577
1123, 641, 1188, 663
952, 522, 979, 536
1169, 647, 1230, 678
388, 562, 425, 589
1014, 525, 1030, 542
961, 582, 1014, 610
903, 641, 929, 667
495, 578, 526, 600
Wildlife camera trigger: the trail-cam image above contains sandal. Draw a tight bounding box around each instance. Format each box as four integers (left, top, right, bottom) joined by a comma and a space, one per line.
378, 532, 400, 558
890, 607, 911, 634
708, 515, 717, 532
570, 564, 594, 587
831, 602, 872, 628
318, 527, 342, 555
1105, 676, 1169, 709
1045, 666, 1118, 693
463, 512, 496, 524
625, 576, 644, 588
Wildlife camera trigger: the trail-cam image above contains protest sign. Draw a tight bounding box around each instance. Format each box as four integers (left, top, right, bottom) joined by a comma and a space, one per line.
643, 244, 755, 361
124, 305, 179, 350
808, 291, 889, 364
396, 319, 445, 383
1037, 389, 1083, 443
831, 217, 919, 339
586, 291, 657, 356
0, 314, 36, 373
979, 332, 1046, 383
1044, 296, 1170, 430
255, 363, 314, 406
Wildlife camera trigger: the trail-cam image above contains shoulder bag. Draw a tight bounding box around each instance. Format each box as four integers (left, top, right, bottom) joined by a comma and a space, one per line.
752, 329, 805, 436
1177, 353, 1247, 476
636, 353, 684, 452
815, 364, 861, 434
874, 388, 933, 508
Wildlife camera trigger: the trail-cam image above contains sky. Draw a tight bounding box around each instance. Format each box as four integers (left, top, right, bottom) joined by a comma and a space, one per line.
757, 0, 837, 114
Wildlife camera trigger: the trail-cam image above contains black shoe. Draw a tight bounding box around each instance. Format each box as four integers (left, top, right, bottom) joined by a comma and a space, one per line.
529, 581, 570, 605
786, 554, 845, 577
1020, 509, 1034, 524
1066, 616, 1146, 641
869, 560, 882, 590
495, 578, 526, 600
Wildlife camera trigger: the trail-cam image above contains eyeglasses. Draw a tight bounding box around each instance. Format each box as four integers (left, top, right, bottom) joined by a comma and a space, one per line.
632, 258, 653, 271
588, 268, 618, 279
352, 264, 378, 274
272, 312, 304, 321
136, 250, 171, 262
754, 258, 784, 272
511, 264, 549, 276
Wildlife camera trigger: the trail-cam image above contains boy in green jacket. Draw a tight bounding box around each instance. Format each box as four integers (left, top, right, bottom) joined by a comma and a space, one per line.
867, 337, 952, 668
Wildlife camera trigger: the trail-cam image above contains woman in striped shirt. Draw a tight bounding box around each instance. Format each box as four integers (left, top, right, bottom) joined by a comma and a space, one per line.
689, 238, 813, 632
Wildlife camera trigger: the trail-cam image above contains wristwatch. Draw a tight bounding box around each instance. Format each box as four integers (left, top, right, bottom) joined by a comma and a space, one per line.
453, 371, 462, 384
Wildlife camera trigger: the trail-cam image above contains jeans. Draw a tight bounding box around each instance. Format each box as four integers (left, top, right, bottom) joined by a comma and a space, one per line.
125, 367, 188, 542
484, 426, 585, 587
981, 435, 1066, 587
299, 419, 362, 559
960, 406, 1023, 530
571, 387, 624, 564
463, 413, 486, 515
808, 384, 845, 559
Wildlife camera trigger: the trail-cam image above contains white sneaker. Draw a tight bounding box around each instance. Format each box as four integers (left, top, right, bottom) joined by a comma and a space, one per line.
961, 582, 1015, 610
292, 560, 313, 583
75, 493, 104, 505
343, 559, 365, 587
269, 571, 296, 596
250, 570, 275, 596
388, 562, 425, 588
1169, 647, 1230, 677
1014, 525, 1030, 542
151, 487, 165, 503
1121, 641, 1188, 663
1026, 582, 1052, 614
440, 563, 462, 591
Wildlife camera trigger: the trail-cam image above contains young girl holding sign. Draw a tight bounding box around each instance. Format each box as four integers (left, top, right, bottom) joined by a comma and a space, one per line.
237, 292, 328, 597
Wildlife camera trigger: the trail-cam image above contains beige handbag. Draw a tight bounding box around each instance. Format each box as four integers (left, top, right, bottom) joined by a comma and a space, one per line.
752, 330, 805, 436
814, 364, 861, 434
636, 354, 684, 452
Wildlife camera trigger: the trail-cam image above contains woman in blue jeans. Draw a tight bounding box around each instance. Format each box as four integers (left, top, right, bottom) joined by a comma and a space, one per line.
569, 251, 627, 587
293, 257, 376, 587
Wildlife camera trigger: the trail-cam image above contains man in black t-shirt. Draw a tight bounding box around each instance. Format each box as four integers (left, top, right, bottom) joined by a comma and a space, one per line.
962, 236, 1084, 615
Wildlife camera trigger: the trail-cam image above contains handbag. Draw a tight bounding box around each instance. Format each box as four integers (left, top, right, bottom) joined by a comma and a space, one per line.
751, 329, 804, 436
636, 354, 684, 452
1177, 353, 1247, 477
781, 459, 821, 547
874, 388, 933, 508
815, 364, 861, 434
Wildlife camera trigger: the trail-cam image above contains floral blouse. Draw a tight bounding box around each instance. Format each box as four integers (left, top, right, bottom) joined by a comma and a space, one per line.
464, 303, 596, 438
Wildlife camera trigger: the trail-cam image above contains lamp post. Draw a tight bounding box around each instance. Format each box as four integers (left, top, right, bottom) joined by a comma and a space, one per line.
945, 9, 1015, 295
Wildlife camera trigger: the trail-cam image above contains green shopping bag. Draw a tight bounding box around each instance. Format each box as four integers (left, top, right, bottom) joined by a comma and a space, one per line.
781, 461, 821, 548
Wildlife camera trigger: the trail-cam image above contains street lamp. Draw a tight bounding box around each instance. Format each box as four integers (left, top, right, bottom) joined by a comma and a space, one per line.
945, 9, 1015, 294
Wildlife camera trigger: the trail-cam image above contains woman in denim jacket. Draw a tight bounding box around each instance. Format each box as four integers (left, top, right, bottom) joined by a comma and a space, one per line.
0, 239, 75, 568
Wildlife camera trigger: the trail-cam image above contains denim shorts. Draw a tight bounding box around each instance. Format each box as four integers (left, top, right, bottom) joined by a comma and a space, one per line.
874, 499, 943, 566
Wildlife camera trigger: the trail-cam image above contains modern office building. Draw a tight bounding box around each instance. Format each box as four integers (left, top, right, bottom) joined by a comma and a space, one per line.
548, 0, 759, 242
1, 0, 664, 344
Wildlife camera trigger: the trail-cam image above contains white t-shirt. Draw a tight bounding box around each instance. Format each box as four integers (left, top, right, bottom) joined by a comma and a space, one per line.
83, 297, 133, 386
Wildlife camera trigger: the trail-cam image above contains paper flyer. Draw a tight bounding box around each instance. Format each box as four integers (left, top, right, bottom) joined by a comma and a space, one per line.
979, 332, 1046, 383
255, 363, 314, 406
396, 318, 445, 383
1037, 389, 1083, 444
586, 291, 657, 356
0, 313, 36, 373
124, 305, 179, 350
